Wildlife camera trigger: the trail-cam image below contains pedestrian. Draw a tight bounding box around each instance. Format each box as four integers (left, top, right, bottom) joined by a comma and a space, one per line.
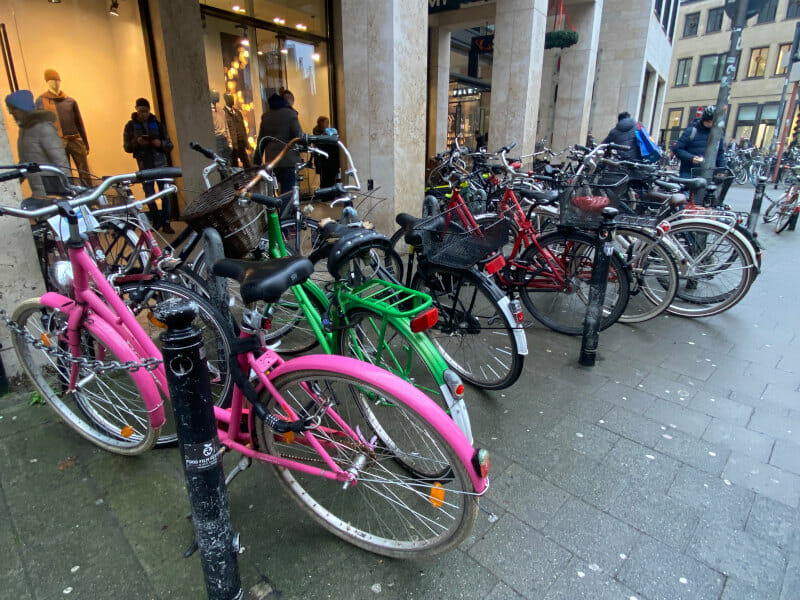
601, 112, 641, 161
312, 116, 339, 187
122, 97, 175, 233
223, 92, 250, 168
475, 131, 487, 151
254, 93, 304, 196
672, 106, 726, 178
5, 89, 69, 201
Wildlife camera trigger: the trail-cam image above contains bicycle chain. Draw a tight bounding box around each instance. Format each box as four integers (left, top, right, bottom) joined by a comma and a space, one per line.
0, 308, 163, 374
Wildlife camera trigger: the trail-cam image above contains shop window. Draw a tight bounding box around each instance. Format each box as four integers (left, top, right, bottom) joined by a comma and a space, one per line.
789, 0, 800, 19
675, 58, 692, 86
777, 43, 792, 75
667, 108, 683, 129
683, 12, 699, 37
706, 8, 724, 33
697, 53, 727, 83
747, 47, 769, 78
756, 0, 778, 23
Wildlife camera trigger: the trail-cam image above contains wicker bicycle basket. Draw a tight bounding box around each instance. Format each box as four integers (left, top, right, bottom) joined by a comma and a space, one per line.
558, 170, 628, 229
180, 167, 270, 258
417, 208, 510, 269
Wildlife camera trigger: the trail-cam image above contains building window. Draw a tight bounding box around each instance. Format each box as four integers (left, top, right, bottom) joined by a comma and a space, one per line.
757, 0, 777, 23
655, 0, 663, 17
706, 7, 724, 33
697, 53, 727, 83
667, 108, 683, 129
789, 0, 800, 19
675, 57, 692, 86
777, 43, 792, 75
734, 103, 779, 149
747, 47, 769, 78
683, 12, 699, 37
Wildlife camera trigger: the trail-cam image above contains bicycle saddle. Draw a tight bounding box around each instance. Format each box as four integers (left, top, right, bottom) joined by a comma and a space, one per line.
667, 175, 707, 191
645, 189, 688, 208
512, 186, 559, 204
211, 256, 313, 304
310, 223, 394, 279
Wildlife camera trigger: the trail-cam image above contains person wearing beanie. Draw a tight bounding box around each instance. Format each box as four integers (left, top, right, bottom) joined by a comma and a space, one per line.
122, 97, 175, 232
35, 68, 92, 186
253, 92, 303, 196
5, 89, 69, 200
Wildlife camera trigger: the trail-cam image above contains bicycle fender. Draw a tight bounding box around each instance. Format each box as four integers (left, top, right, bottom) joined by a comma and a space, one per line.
470, 270, 528, 356
268, 354, 488, 494
668, 218, 759, 271
39, 292, 166, 428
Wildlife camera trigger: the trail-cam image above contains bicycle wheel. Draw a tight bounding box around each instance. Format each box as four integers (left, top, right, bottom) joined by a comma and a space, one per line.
762, 193, 781, 223
775, 200, 796, 233
614, 227, 679, 324
95, 221, 149, 275
117, 279, 234, 445
10, 299, 158, 454
666, 221, 756, 317
337, 308, 447, 411
254, 367, 478, 557
413, 266, 523, 389
519, 230, 630, 335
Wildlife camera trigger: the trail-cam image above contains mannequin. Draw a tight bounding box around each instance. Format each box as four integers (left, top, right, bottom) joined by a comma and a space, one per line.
223, 93, 250, 168
210, 89, 232, 161
35, 69, 91, 185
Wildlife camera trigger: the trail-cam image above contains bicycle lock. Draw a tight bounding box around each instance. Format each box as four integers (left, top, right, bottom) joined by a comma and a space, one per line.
579, 207, 619, 367
746, 175, 768, 234
155, 298, 243, 600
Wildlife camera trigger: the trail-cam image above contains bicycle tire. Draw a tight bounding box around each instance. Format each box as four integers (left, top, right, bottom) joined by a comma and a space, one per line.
117, 279, 234, 446
253, 367, 478, 557
665, 221, 756, 317
337, 308, 448, 411
412, 266, 523, 389
614, 227, 679, 324
95, 221, 149, 275
518, 230, 630, 335
11, 298, 158, 455
775, 201, 795, 233
762, 193, 781, 223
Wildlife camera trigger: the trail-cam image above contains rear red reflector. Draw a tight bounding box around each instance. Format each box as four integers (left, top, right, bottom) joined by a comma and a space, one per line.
455, 383, 465, 396
411, 307, 439, 333
485, 254, 506, 275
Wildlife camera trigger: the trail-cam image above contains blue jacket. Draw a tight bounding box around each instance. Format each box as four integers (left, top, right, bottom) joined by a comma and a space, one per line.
673, 118, 726, 177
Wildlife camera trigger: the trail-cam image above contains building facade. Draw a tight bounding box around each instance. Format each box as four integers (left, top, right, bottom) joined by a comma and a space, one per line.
660, 0, 800, 149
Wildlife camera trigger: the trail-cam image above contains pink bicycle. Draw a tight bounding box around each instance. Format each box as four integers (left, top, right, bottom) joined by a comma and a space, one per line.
2, 163, 488, 555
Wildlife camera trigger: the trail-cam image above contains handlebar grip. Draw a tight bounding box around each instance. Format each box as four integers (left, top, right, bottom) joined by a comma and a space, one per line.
0, 171, 22, 183
134, 167, 183, 183
249, 193, 283, 209
574, 144, 591, 153
312, 184, 347, 201
305, 134, 339, 145
608, 143, 630, 151
189, 141, 216, 159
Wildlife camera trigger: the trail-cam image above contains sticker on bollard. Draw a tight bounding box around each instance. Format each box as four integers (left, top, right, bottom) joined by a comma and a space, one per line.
184, 439, 221, 471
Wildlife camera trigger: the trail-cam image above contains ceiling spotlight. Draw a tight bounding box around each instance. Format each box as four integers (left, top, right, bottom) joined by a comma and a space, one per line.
273, 17, 285, 25
312, 45, 320, 62
296, 23, 307, 31
109, 0, 119, 16
48, 0, 62, 4
232, 3, 241, 10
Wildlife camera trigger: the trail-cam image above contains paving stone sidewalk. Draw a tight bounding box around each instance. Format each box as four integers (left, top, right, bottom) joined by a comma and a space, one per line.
1, 184, 798, 599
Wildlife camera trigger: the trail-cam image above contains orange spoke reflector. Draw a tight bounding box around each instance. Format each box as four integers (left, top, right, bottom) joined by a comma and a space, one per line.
429, 481, 445, 508
120, 425, 134, 438
40, 333, 52, 347
147, 312, 167, 329
281, 431, 295, 444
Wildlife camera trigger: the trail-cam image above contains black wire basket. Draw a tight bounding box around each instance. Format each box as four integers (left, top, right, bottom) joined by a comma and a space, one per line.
415, 207, 510, 269
558, 170, 628, 229
180, 167, 269, 258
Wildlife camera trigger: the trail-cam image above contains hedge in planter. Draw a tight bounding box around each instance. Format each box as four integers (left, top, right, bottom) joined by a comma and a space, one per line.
545, 30, 579, 49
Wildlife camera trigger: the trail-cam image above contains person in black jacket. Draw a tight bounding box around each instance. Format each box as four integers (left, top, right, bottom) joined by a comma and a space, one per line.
602, 112, 641, 161
254, 93, 303, 195
673, 106, 726, 178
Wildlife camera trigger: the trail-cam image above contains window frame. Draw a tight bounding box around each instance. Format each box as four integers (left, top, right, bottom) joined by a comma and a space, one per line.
674, 57, 692, 87
696, 53, 729, 84
706, 7, 724, 33
747, 46, 769, 79
683, 11, 700, 37
789, 0, 800, 19
756, 0, 777, 24
666, 108, 684, 129
776, 43, 792, 76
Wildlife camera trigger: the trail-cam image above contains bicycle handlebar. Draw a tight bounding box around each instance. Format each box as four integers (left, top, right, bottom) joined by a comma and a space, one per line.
189, 141, 217, 160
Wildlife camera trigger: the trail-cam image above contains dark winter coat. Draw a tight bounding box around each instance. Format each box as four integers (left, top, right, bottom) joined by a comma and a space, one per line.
673, 118, 727, 178
601, 117, 641, 161
254, 104, 303, 169
122, 113, 173, 169
16, 110, 70, 198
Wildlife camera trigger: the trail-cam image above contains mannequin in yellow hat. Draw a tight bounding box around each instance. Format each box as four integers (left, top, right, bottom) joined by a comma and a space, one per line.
35, 68, 91, 186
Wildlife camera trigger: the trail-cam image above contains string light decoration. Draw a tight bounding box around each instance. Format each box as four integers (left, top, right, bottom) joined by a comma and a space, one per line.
223, 26, 257, 149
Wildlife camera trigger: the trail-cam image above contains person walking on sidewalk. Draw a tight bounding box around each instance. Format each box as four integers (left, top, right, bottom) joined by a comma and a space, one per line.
673, 106, 726, 179
123, 98, 175, 233
602, 112, 641, 161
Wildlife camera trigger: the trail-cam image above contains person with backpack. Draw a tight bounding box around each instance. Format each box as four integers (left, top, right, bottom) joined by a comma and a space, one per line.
673, 106, 726, 178
601, 112, 641, 161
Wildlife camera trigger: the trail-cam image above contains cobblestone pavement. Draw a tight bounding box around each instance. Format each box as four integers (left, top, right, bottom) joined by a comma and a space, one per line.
1, 184, 798, 599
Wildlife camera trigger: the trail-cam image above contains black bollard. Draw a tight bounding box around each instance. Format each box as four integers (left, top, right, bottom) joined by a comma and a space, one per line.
746, 176, 768, 234
155, 297, 243, 600
579, 207, 618, 367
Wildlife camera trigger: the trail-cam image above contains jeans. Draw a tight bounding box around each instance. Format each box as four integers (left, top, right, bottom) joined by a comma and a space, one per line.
273, 167, 297, 195
143, 179, 170, 226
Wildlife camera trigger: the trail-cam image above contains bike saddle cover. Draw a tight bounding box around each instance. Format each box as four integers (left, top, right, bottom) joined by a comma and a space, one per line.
403, 215, 446, 245
322, 228, 393, 279
395, 212, 419, 230
513, 186, 559, 204
211, 256, 313, 304
667, 175, 707, 191
645, 189, 688, 208
571, 194, 610, 214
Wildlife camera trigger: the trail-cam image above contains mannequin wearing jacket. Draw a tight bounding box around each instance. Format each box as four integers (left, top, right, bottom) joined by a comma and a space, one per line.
210, 89, 232, 162
35, 69, 91, 186
223, 93, 250, 168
